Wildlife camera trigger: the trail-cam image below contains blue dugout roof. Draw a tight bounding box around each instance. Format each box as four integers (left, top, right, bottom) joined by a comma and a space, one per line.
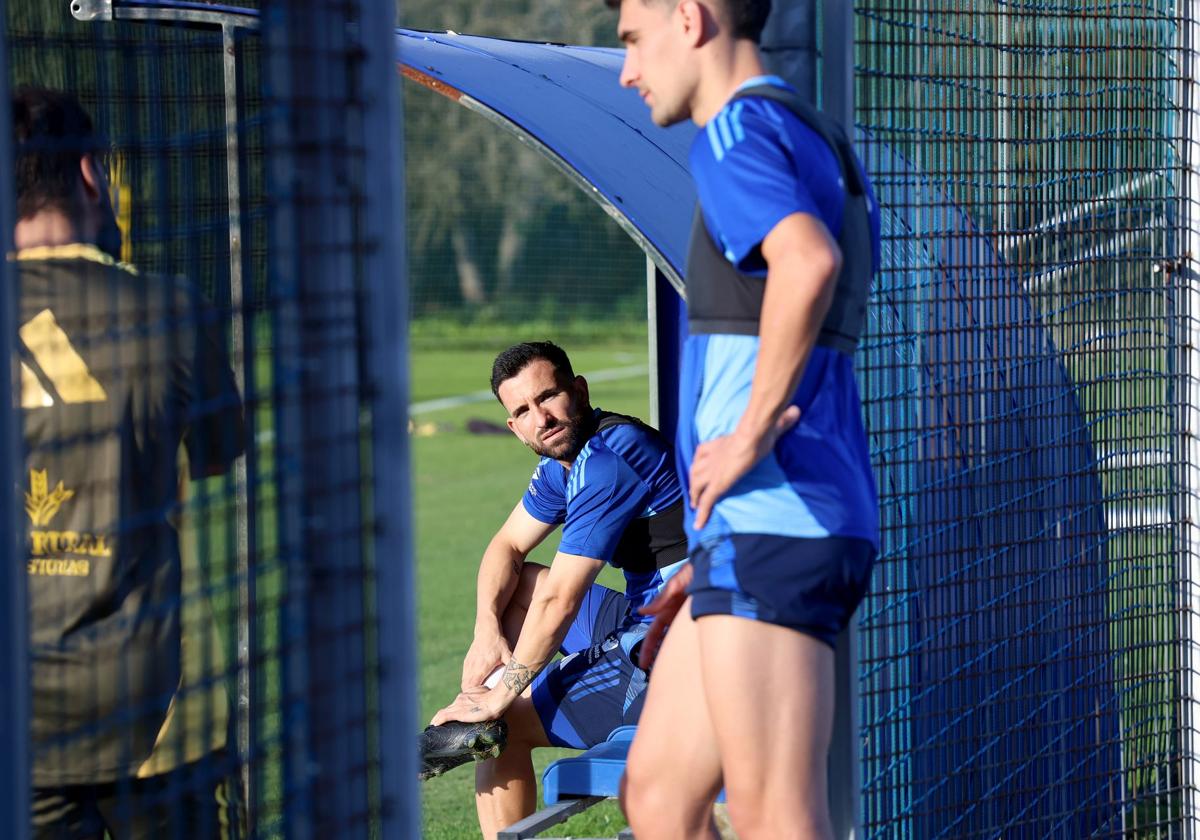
396, 29, 697, 293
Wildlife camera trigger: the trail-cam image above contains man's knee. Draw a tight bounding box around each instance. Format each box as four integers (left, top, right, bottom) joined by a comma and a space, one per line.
621, 757, 707, 834
501, 563, 550, 641
499, 694, 552, 751
513, 562, 549, 605
619, 757, 664, 824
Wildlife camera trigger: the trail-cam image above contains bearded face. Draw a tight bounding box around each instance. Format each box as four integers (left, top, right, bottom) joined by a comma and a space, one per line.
497, 358, 593, 465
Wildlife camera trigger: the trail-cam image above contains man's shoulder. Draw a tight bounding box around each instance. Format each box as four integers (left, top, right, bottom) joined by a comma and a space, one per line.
529, 456, 560, 484
592, 411, 668, 453
692, 87, 838, 177
571, 414, 668, 489
16, 246, 198, 305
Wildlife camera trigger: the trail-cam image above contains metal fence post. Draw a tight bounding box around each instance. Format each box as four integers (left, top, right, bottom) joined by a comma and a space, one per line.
359, 4, 420, 837
1180, 2, 1200, 834
262, 0, 414, 835
0, 8, 31, 839
821, 0, 862, 833
262, 1, 362, 834
760, 0, 817, 105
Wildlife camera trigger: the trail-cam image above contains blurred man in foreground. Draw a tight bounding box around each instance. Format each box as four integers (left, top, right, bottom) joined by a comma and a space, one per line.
14, 86, 245, 839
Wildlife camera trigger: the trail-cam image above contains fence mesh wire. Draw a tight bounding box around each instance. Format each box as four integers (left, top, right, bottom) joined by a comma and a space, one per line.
7, 1, 408, 836
854, 2, 1187, 836
11, 0, 1200, 837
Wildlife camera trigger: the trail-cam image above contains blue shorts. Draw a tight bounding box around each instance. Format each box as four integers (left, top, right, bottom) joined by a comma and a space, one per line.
689, 534, 875, 648
530, 583, 650, 749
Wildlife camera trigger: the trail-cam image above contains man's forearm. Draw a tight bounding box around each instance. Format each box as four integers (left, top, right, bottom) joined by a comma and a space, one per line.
474, 535, 525, 634
498, 588, 580, 697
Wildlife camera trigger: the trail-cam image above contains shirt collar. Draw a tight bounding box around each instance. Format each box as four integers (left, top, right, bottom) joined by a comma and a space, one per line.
734, 74, 793, 94
10, 242, 135, 273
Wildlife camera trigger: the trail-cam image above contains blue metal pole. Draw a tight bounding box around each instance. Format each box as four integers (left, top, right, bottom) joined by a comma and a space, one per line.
761, 0, 817, 105
359, 6, 420, 838
652, 268, 683, 440
0, 8, 32, 838
260, 5, 315, 835
263, 1, 415, 835
263, 1, 366, 835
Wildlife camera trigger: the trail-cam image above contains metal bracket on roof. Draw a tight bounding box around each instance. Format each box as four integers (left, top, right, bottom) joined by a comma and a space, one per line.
69, 0, 259, 30
69, 0, 113, 21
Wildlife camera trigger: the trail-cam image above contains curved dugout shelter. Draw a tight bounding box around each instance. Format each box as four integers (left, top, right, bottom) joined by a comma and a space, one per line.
62, 3, 1126, 834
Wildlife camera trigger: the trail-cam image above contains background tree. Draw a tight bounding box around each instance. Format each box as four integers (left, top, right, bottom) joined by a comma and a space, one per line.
400, 0, 637, 315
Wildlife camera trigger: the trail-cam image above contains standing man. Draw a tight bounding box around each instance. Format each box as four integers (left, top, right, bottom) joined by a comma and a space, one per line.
13, 86, 245, 838
607, 2, 880, 838
428, 341, 687, 839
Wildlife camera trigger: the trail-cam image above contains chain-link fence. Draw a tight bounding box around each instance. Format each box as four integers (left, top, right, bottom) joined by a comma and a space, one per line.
3, 1, 414, 837
11, 1, 1200, 838
855, 2, 1187, 836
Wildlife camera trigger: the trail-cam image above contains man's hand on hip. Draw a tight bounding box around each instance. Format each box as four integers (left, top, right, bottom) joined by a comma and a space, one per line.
689, 405, 801, 529
637, 562, 693, 671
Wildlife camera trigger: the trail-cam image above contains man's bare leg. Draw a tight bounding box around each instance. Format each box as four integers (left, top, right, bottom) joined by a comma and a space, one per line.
474, 563, 552, 839
697, 615, 835, 840
475, 693, 553, 839
621, 600, 723, 840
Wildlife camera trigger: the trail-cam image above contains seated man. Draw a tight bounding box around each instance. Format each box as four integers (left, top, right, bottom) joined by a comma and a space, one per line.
427, 341, 687, 839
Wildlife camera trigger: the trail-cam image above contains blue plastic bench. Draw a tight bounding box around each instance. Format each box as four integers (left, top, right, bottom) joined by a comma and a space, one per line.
498, 726, 724, 840
543, 725, 639, 805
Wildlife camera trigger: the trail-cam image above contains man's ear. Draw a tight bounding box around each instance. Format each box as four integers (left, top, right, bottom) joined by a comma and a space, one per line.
506, 416, 527, 444
78, 154, 106, 205
676, 0, 710, 46
575, 375, 590, 406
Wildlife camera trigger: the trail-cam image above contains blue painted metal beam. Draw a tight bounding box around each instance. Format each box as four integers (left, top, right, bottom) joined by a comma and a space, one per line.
0, 8, 31, 840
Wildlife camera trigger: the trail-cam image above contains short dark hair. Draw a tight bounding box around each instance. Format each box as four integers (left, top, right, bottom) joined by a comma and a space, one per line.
602, 0, 772, 43
491, 341, 575, 401
12, 86, 104, 221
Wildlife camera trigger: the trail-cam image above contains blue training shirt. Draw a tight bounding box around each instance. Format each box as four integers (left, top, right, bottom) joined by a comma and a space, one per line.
679, 75, 880, 549
522, 409, 687, 620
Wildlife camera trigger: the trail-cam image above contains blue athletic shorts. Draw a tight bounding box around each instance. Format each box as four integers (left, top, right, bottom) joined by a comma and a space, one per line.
688, 534, 875, 647
530, 582, 650, 749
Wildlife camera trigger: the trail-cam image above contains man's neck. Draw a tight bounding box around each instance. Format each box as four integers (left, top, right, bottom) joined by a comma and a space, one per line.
14, 211, 85, 252
690, 39, 769, 127
555, 408, 599, 471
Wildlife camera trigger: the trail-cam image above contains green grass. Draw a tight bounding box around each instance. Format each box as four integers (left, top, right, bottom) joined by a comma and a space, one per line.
413, 336, 648, 839
411, 344, 648, 406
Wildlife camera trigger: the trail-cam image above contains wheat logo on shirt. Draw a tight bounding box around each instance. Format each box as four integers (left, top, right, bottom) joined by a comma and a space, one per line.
25, 469, 74, 527
24, 469, 110, 575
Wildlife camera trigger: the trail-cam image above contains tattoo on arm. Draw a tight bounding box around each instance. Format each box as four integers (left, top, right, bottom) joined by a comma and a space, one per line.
510, 556, 522, 578
502, 658, 542, 695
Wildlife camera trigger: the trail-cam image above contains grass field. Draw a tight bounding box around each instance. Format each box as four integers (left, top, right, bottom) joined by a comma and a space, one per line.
413, 330, 650, 839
